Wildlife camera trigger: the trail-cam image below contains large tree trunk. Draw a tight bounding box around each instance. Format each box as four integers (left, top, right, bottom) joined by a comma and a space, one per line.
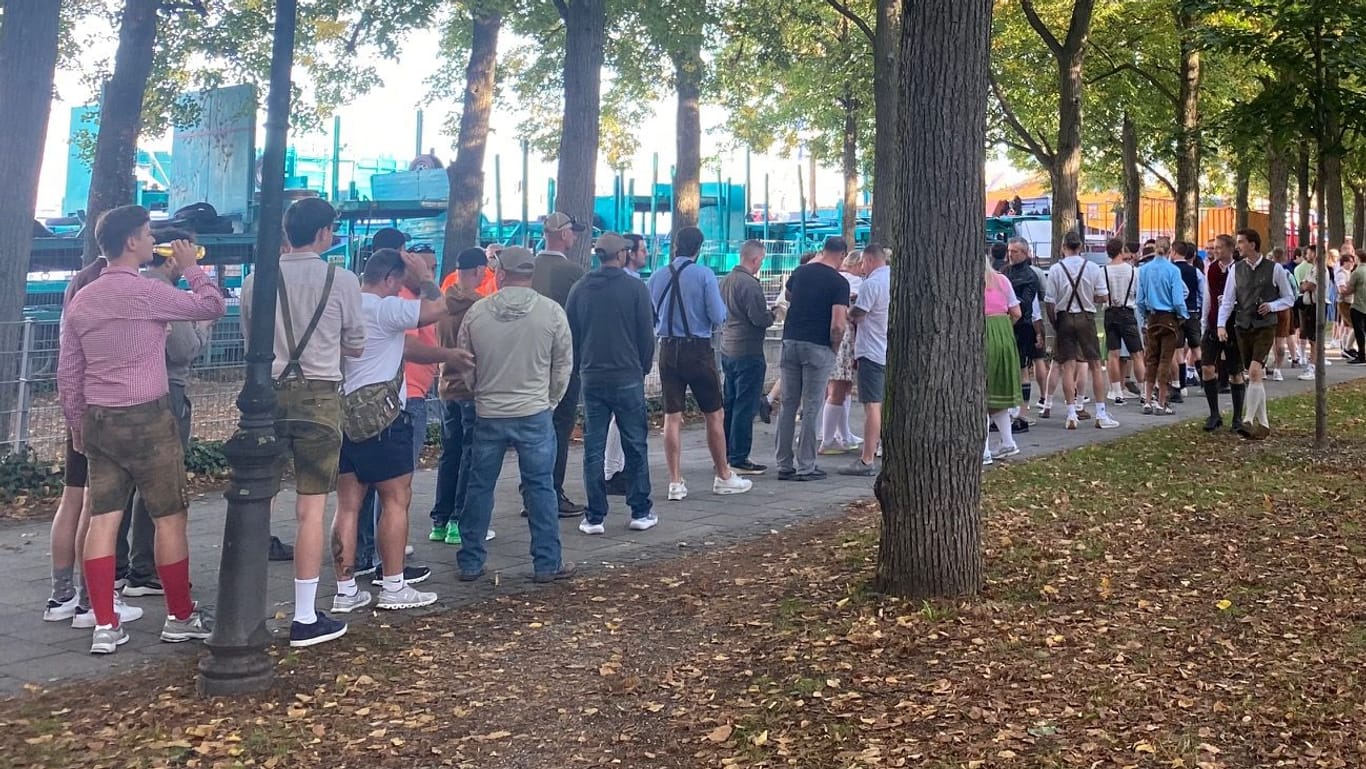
1234, 161, 1250, 231
868, 0, 900, 246
1297, 145, 1312, 247
840, 87, 858, 245
1121, 112, 1140, 244
1267, 144, 1289, 253
82, 0, 160, 263
1323, 113, 1346, 247
670, 41, 703, 233
1050, 58, 1083, 258
1173, 13, 1201, 244
552, 0, 605, 267
1352, 185, 1364, 246
441, 9, 501, 280
0, 0, 62, 446
874, 0, 988, 599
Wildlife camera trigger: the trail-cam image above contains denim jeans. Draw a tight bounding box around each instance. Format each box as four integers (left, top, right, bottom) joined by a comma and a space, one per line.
457, 409, 562, 576
776, 340, 836, 475
582, 382, 652, 525
551, 373, 581, 498
721, 354, 767, 466
356, 397, 428, 572
430, 399, 476, 527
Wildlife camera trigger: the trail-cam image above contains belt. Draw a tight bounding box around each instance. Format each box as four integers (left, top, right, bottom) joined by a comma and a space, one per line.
275, 378, 342, 393
88, 394, 171, 414
660, 337, 711, 344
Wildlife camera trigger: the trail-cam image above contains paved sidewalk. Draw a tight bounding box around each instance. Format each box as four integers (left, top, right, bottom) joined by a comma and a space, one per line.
0, 361, 1362, 694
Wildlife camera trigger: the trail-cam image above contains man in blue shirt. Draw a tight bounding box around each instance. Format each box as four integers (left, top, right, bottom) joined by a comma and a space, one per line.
647, 226, 753, 501
1135, 237, 1188, 415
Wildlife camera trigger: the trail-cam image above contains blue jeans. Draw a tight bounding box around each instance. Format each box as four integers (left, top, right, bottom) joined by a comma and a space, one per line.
457, 409, 561, 576
430, 399, 476, 527
721, 354, 766, 466
356, 397, 428, 571
583, 382, 652, 525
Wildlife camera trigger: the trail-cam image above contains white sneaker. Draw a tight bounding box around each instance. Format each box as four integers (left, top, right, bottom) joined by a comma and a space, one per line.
376, 585, 437, 610
982, 452, 994, 466
43, 594, 79, 622
1095, 415, 1120, 429
486, 529, 496, 542
404, 545, 414, 556
1065, 416, 1079, 430
712, 475, 753, 495
667, 481, 688, 501
331, 589, 373, 614
1271, 369, 1285, 382
72, 599, 144, 629
992, 445, 1020, 460
578, 518, 606, 535
1297, 369, 1315, 381
90, 624, 129, 655
628, 514, 659, 531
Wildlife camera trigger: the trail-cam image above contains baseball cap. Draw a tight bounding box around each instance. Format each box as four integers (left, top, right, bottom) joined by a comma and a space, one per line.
371, 227, 407, 250
496, 246, 537, 275
544, 211, 586, 234
408, 243, 435, 254
456, 246, 488, 270
594, 232, 631, 257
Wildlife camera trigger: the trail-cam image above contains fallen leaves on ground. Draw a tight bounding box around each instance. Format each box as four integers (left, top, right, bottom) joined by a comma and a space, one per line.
5, 384, 1366, 768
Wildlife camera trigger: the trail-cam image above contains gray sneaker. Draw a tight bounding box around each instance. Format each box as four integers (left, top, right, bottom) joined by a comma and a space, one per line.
161, 605, 214, 643
838, 458, 878, 477
331, 589, 373, 614
90, 624, 129, 655
376, 585, 437, 610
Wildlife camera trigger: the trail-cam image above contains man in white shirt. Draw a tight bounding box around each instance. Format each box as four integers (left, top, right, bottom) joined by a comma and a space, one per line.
840, 244, 890, 476
1216, 228, 1295, 439
1101, 238, 1145, 405
1044, 232, 1119, 430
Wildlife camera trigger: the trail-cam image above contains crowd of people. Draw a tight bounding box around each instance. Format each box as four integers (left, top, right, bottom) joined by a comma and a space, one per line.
45, 199, 893, 656
984, 226, 1360, 461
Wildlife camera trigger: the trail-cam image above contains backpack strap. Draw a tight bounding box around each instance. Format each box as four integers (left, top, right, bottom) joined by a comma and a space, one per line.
276, 264, 336, 383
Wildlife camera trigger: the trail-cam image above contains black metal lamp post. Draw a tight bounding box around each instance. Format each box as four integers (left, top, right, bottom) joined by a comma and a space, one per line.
197, 0, 297, 697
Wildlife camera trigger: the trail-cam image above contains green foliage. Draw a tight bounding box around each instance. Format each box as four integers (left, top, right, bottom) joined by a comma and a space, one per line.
0, 449, 64, 503
184, 438, 230, 477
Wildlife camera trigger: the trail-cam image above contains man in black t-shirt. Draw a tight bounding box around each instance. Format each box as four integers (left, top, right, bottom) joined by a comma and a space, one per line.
775, 236, 851, 481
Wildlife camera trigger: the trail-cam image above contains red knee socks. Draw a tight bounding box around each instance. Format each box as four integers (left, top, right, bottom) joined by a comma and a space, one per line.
157, 559, 194, 620
84, 555, 117, 627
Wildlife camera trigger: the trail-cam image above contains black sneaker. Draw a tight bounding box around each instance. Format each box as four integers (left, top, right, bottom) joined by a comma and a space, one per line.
730, 460, 767, 475
371, 565, 431, 586
289, 611, 347, 648
1011, 417, 1030, 434
557, 495, 585, 517
757, 397, 773, 424
122, 577, 164, 597
1203, 415, 1223, 432
604, 472, 629, 496
268, 536, 294, 562
532, 562, 577, 584
1167, 388, 1184, 404
777, 468, 796, 480
793, 468, 828, 481
1124, 380, 1141, 396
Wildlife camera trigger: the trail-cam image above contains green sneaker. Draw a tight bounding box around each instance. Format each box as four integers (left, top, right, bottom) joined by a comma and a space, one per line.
428, 524, 447, 542
444, 527, 462, 545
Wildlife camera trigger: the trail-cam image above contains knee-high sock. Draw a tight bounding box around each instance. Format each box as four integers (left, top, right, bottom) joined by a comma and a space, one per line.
1203, 378, 1220, 419
820, 402, 843, 445
840, 395, 859, 443
1252, 382, 1269, 427
1230, 382, 1246, 424
1022, 382, 1031, 404
84, 555, 117, 628
1243, 383, 1266, 428
989, 410, 1014, 448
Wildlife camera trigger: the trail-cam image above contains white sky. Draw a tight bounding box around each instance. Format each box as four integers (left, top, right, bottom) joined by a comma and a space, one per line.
37, 26, 1023, 219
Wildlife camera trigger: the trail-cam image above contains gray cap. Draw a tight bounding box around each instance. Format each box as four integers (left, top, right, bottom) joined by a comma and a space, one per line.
594, 232, 632, 258
496, 246, 537, 275
544, 211, 586, 233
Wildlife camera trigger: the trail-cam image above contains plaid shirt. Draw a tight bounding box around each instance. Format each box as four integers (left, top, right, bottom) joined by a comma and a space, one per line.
58, 263, 225, 448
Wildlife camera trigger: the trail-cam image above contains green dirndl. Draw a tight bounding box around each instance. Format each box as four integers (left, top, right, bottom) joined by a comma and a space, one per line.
985, 313, 1022, 410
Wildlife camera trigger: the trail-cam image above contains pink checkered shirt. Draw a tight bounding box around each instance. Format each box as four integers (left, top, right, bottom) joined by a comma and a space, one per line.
58, 263, 226, 448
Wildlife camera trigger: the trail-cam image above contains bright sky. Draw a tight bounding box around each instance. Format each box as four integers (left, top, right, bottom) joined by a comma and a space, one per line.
37, 26, 1023, 219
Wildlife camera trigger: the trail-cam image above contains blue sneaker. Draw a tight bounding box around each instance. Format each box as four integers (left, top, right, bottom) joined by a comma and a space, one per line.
289, 611, 348, 648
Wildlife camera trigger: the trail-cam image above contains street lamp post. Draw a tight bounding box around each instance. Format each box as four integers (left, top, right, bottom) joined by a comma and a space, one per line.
197, 0, 298, 697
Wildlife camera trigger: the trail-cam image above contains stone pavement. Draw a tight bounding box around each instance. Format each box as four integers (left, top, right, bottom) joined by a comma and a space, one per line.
0, 359, 1362, 695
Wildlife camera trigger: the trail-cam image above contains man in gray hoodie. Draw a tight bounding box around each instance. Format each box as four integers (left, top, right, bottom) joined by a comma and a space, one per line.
455, 246, 576, 583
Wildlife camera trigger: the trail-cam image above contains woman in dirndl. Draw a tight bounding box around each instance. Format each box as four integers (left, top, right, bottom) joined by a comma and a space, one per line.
984, 255, 1023, 464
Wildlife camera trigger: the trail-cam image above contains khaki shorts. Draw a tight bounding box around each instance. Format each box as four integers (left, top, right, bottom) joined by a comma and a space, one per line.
274, 380, 343, 495
1236, 325, 1277, 370
84, 396, 188, 517
1054, 311, 1102, 363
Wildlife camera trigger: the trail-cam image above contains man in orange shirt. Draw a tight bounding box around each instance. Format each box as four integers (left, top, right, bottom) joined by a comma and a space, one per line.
441, 242, 503, 297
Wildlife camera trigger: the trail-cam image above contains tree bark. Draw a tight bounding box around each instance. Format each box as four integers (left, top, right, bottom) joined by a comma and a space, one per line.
874, 0, 988, 599
0, 0, 62, 445
808, 153, 818, 216
1050, 57, 1083, 257
1173, 12, 1201, 244
442, 9, 502, 280
868, 0, 900, 247
1234, 162, 1250, 231
552, 0, 605, 267
1352, 185, 1364, 246
840, 87, 859, 245
670, 41, 703, 234
82, 0, 160, 264
1297, 144, 1311, 247
1267, 144, 1289, 253
1121, 112, 1140, 244
1323, 114, 1346, 248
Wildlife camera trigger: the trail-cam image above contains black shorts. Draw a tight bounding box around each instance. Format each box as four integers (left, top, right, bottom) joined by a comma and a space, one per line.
1012, 321, 1038, 367
339, 410, 415, 485
1179, 314, 1201, 349
659, 338, 724, 414
856, 358, 886, 404
1299, 304, 1318, 342
1103, 307, 1143, 353
1200, 326, 1242, 373
64, 430, 88, 488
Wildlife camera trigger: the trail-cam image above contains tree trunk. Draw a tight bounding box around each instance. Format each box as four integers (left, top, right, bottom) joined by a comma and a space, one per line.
1050, 58, 1083, 258
1267, 144, 1289, 254
1352, 185, 1364, 246
1234, 162, 1250, 231
670, 41, 703, 234
1297, 144, 1311, 247
808, 153, 818, 216
869, 0, 900, 247
1121, 112, 1140, 244
442, 9, 501, 280
0, 0, 61, 446
875, 0, 988, 599
1323, 114, 1345, 247
840, 88, 858, 245
553, 0, 605, 267
1173, 14, 1201, 244
82, 0, 160, 263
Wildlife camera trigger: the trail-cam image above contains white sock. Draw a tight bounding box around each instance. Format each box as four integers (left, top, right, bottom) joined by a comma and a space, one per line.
293, 578, 319, 624
840, 395, 858, 443
990, 410, 1014, 447
382, 573, 404, 593
820, 403, 842, 446
1254, 383, 1269, 427
336, 577, 357, 597
1096, 402, 1109, 419
1067, 404, 1078, 420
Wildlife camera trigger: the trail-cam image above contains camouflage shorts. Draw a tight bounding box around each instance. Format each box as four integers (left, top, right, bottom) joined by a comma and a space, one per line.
83, 396, 188, 517
274, 380, 343, 496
